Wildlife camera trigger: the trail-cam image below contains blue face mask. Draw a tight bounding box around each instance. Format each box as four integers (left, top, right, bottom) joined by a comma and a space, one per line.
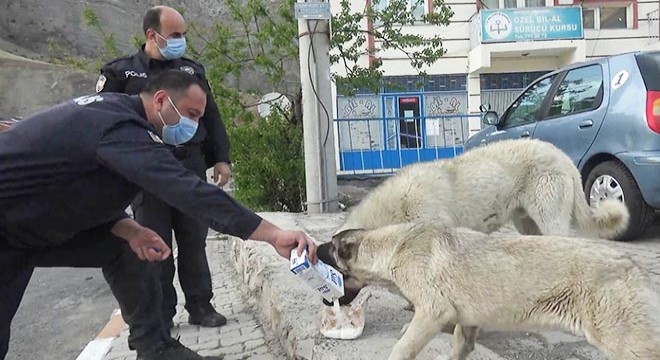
158, 96, 198, 145
156, 33, 186, 60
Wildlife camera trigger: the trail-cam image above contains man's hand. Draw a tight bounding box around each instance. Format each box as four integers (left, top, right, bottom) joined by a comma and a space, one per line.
111, 218, 171, 261
272, 229, 318, 262
248, 219, 318, 263
127, 226, 172, 262
213, 162, 232, 187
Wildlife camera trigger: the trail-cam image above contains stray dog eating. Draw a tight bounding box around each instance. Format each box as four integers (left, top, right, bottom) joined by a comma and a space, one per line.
318, 222, 660, 360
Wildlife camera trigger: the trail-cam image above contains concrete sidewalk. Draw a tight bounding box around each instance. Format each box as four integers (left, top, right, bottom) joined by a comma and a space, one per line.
103, 237, 285, 360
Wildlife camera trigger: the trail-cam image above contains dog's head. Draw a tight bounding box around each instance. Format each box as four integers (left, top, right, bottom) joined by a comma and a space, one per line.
317, 228, 368, 305
318, 228, 365, 271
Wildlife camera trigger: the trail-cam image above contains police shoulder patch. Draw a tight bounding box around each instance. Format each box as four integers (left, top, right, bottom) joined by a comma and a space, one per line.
95, 74, 107, 93
147, 130, 164, 144
180, 65, 195, 75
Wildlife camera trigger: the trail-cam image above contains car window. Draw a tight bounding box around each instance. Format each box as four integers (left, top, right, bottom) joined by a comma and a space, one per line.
546, 65, 603, 118
501, 76, 555, 128
636, 52, 660, 91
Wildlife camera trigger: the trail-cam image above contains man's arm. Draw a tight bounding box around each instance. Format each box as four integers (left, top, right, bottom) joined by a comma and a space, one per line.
201, 91, 231, 164
96, 121, 259, 239
203, 93, 233, 186
96, 122, 317, 261
197, 72, 231, 165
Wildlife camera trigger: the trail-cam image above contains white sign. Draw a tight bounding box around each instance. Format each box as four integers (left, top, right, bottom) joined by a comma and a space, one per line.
295, 2, 331, 19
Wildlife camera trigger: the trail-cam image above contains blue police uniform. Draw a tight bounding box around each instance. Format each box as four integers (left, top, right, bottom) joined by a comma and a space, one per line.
0, 93, 261, 359
97, 46, 230, 326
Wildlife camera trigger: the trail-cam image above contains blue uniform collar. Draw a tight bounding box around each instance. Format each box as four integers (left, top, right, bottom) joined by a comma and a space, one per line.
129, 95, 148, 121
137, 44, 176, 69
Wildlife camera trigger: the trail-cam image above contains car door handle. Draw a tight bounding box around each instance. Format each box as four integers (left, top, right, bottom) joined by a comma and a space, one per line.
520, 131, 530, 138
579, 120, 594, 129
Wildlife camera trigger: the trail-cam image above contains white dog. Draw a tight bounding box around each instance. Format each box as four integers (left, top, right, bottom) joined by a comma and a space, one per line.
318, 223, 660, 360
338, 139, 629, 240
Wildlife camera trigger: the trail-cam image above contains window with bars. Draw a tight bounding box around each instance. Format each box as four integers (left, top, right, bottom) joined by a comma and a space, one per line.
581, 5, 630, 29
480, 71, 549, 90
372, 0, 426, 22
382, 75, 467, 93
480, 0, 545, 9
337, 75, 467, 96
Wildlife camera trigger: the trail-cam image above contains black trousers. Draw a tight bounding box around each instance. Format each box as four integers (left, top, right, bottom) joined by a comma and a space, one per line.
132, 147, 213, 322
0, 228, 169, 360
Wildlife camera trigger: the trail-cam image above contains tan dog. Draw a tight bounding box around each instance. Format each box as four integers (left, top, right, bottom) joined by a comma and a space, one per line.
317, 222, 660, 360
337, 138, 629, 240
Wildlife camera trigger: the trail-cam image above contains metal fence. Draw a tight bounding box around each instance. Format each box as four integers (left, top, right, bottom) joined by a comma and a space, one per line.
649, 9, 659, 45
335, 114, 483, 176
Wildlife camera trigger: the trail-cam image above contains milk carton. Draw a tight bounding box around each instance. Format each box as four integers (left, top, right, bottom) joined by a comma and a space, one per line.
289, 248, 345, 302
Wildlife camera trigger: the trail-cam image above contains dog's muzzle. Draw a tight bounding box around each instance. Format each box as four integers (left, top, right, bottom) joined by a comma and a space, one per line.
317, 242, 362, 306
317, 242, 337, 268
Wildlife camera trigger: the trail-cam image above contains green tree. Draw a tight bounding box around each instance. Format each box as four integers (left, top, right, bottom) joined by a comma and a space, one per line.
227, 113, 306, 212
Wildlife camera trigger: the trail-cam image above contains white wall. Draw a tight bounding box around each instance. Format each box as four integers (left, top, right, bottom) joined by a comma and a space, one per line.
330, 0, 657, 74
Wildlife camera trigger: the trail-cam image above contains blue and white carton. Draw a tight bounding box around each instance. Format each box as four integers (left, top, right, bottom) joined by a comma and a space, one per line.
289, 248, 345, 302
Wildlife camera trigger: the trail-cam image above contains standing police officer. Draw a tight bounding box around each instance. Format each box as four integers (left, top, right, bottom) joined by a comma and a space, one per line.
0, 70, 318, 360
97, 6, 231, 329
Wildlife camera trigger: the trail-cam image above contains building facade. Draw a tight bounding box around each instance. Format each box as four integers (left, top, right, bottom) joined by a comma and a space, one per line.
330, 0, 660, 175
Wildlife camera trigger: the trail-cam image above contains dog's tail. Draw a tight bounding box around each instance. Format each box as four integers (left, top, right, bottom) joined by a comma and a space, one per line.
571, 175, 629, 239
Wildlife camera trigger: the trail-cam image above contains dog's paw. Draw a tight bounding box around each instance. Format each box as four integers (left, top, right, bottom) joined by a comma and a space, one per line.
399, 321, 411, 337
403, 302, 415, 312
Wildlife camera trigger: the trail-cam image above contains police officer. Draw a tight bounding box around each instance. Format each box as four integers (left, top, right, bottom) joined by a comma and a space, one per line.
0, 70, 318, 360
97, 6, 231, 329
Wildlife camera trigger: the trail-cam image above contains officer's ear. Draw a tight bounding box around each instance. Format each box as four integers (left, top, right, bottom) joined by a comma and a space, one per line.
152, 90, 169, 112
145, 28, 157, 42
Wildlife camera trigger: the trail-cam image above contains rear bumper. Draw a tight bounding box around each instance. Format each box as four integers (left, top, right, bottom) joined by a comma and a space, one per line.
617, 150, 660, 209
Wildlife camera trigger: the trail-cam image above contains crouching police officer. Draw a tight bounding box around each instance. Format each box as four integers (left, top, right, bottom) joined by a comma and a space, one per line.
0, 70, 318, 360
97, 5, 232, 329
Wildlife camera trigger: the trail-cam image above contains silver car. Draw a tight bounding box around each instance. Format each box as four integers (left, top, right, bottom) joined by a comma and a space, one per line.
465, 50, 660, 240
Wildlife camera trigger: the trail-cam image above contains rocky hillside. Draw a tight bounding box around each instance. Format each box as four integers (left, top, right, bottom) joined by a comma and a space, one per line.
1, 0, 227, 60
0, 50, 96, 117
0, 0, 297, 117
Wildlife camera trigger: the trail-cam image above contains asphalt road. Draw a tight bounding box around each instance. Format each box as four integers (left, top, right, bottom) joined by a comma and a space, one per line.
6, 268, 117, 360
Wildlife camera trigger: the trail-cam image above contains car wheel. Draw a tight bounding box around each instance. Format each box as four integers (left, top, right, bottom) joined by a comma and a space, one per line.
585, 161, 654, 241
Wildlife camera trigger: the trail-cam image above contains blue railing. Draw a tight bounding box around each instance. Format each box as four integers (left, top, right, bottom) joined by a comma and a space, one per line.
335, 114, 482, 176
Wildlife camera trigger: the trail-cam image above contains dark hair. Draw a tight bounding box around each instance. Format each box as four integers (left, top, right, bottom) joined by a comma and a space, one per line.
140, 70, 204, 99
143, 7, 162, 35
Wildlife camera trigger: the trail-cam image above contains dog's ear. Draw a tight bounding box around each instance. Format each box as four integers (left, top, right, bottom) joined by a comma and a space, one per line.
332, 228, 366, 261
332, 228, 366, 242
337, 241, 359, 261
